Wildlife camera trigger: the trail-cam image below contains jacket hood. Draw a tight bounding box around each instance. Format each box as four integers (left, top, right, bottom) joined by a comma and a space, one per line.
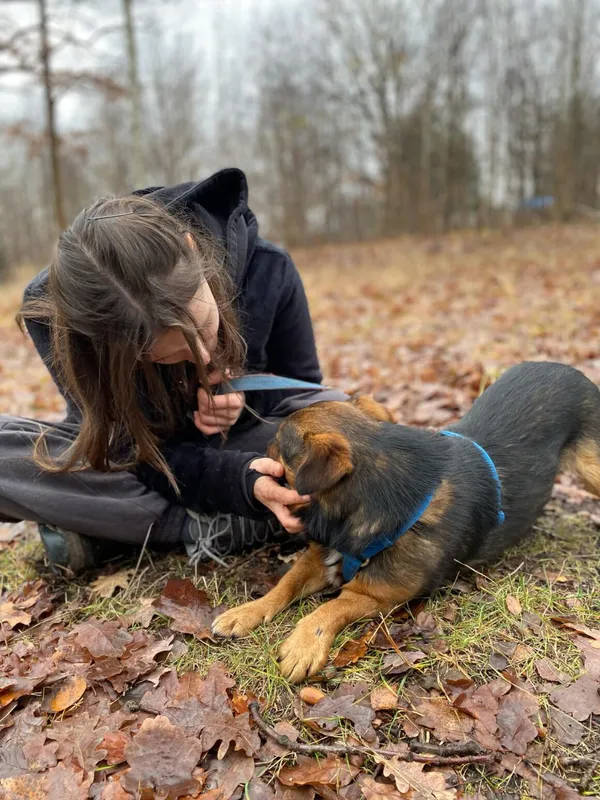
134, 168, 259, 288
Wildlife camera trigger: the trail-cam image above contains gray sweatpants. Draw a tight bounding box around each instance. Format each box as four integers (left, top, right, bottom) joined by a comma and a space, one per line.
0, 389, 347, 546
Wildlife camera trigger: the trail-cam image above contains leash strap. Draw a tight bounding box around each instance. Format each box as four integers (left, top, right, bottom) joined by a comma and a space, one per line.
215, 374, 328, 394
342, 491, 435, 583
440, 430, 505, 526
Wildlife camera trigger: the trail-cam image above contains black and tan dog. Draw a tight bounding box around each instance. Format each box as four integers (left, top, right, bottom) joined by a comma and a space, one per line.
212, 361, 600, 682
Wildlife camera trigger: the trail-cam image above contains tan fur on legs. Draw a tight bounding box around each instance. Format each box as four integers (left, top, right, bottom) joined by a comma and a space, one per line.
278, 573, 424, 683
562, 437, 600, 496
212, 543, 331, 638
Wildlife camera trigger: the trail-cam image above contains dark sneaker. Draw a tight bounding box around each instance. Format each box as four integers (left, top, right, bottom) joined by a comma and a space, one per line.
182, 511, 283, 567
38, 524, 134, 574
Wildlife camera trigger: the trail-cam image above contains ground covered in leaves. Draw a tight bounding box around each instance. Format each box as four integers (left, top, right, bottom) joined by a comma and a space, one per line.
0, 225, 599, 799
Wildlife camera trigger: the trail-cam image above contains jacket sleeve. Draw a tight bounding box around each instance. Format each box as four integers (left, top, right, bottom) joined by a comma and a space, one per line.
137, 437, 270, 518
244, 253, 323, 418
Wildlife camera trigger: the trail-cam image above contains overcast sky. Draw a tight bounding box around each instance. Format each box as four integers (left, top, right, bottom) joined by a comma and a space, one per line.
1, 0, 279, 124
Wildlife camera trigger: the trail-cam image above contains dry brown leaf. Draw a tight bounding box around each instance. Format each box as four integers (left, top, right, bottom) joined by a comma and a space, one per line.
382, 649, 426, 676
99, 730, 130, 765
370, 686, 398, 711
203, 749, 255, 800
0, 774, 48, 800
573, 635, 600, 678
259, 720, 301, 760
550, 674, 600, 721
278, 756, 359, 789
0, 600, 31, 629
122, 715, 203, 799
100, 778, 134, 799
413, 695, 474, 741
141, 664, 234, 737
72, 618, 134, 659
121, 597, 159, 629
200, 710, 261, 759
379, 757, 456, 798
548, 706, 585, 746
46, 763, 92, 800
273, 786, 315, 800
534, 658, 571, 684
108, 635, 174, 693
505, 594, 522, 615
89, 569, 133, 599
496, 694, 539, 754
0, 675, 42, 708
21, 733, 59, 771
359, 776, 405, 799
551, 616, 600, 641
46, 711, 109, 771
43, 675, 87, 714
230, 688, 259, 716
152, 578, 221, 639
304, 693, 377, 742
247, 777, 276, 800
333, 630, 371, 667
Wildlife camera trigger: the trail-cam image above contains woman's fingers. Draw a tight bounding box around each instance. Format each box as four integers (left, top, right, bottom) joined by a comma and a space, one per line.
193, 415, 226, 436
249, 457, 284, 478
251, 471, 310, 504
271, 502, 304, 533
194, 389, 245, 433
198, 389, 244, 413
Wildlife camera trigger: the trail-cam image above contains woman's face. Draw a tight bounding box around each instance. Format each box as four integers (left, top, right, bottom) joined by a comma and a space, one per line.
148, 281, 220, 366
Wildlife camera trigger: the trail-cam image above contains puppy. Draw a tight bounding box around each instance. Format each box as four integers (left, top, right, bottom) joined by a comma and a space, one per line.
213, 362, 600, 682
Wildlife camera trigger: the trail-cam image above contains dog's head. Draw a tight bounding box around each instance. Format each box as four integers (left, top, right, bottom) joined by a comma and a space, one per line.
267, 395, 395, 496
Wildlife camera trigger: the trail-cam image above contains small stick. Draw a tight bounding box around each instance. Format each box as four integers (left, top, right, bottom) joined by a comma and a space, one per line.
248, 702, 496, 767
579, 761, 598, 792
560, 755, 598, 768
410, 741, 484, 757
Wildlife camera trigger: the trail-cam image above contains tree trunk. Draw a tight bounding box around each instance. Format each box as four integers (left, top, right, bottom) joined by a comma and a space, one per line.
38, 0, 65, 231
122, 0, 143, 188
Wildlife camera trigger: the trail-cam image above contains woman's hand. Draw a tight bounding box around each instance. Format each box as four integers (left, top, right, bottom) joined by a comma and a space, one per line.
250, 457, 310, 533
194, 371, 245, 435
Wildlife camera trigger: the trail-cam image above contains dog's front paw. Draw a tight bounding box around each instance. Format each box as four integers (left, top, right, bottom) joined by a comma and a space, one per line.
211, 600, 271, 638
278, 621, 331, 683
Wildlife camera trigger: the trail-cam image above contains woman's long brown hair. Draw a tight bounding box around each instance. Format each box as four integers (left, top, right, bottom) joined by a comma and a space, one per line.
18, 195, 246, 489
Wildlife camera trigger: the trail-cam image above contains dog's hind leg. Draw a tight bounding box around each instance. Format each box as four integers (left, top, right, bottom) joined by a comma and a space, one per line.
564, 436, 600, 496
212, 543, 332, 638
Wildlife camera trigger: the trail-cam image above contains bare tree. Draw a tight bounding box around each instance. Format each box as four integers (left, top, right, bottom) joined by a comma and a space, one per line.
122, 0, 143, 188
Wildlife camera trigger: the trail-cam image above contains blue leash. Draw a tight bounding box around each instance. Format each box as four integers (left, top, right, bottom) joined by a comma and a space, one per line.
216, 374, 328, 394
341, 430, 505, 583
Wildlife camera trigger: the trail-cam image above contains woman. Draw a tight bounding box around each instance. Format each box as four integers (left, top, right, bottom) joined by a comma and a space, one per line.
0, 169, 346, 572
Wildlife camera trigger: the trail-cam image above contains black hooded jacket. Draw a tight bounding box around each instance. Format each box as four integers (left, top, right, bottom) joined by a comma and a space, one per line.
23, 169, 322, 518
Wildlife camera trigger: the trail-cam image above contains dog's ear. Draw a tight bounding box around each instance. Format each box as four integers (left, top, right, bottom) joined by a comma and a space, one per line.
349, 394, 395, 423
267, 437, 280, 461
295, 432, 353, 496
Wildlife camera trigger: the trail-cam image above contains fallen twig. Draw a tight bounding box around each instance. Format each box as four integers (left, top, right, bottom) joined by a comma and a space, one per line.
409, 740, 484, 757
560, 755, 598, 768
249, 702, 496, 767
559, 754, 599, 791
579, 761, 598, 792
523, 759, 583, 795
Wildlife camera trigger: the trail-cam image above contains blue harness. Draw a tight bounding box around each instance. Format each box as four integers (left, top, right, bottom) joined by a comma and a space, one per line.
215, 375, 505, 583
341, 430, 505, 583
